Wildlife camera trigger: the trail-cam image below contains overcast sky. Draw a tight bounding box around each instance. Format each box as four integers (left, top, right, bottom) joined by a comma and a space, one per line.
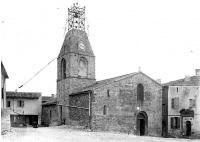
1, 0, 200, 96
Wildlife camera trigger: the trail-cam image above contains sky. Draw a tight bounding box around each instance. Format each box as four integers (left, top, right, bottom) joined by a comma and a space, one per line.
1, 0, 200, 96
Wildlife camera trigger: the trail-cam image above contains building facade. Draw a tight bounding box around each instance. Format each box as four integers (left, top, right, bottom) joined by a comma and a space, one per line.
6, 91, 42, 127
53, 3, 163, 136
1, 61, 10, 132
41, 95, 58, 126
163, 69, 200, 137
70, 72, 163, 136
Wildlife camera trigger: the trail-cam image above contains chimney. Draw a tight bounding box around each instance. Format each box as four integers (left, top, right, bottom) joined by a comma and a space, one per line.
51, 94, 54, 98
185, 75, 190, 82
156, 79, 161, 84
196, 69, 200, 76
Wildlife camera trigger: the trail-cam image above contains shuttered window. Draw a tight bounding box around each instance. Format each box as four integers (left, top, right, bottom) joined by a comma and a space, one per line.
17, 100, 24, 107
171, 117, 180, 129
171, 97, 179, 109
189, 99, 196, 108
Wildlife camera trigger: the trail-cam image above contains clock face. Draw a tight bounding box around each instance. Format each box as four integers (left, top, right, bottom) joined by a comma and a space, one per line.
78, 42, 85, 50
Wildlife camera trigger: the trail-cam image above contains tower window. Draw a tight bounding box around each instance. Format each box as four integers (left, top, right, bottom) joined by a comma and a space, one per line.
107, 90, 110, 97
103, 105, 107, 115
78, 57, 88, 78
137, 84, 144, 106
61, 58, 66, 79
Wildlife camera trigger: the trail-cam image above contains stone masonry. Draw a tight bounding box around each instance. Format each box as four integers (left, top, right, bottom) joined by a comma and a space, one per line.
57, 29, 96, 125
90, 72, 162, 137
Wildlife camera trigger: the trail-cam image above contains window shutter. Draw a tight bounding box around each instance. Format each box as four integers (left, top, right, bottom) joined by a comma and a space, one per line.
22, 101, 24, 107
177, 98, 179, 109
177, 117, 180, 129
171, 117, 174, 129
171, 98, 174, 109
17, 100, 19, 107
193, 99, 196, 107
175, 97, 179, 109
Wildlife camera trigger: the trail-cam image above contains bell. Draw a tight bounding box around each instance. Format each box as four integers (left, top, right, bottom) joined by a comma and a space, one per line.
74, 12, 79, 18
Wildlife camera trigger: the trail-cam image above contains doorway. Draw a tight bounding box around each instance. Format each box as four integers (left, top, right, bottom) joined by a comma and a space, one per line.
186, 121, 191, 136
136, 111, 148, 136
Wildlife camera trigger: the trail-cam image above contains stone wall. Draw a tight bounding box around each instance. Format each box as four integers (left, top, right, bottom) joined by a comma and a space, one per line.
168, 86, 200, 137
1, 109, 11, 132
41, 105, 58, 126
69, 93, 89, 126
91, 73, 162, 137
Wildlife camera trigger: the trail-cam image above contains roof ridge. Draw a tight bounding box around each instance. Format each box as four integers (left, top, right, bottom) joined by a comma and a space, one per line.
96, 72, 137, 83
162, 75, 199, 86
73, 72, 138, 94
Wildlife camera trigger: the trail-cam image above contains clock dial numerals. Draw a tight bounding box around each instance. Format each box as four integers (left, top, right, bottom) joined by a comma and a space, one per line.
78, 42, 85, 50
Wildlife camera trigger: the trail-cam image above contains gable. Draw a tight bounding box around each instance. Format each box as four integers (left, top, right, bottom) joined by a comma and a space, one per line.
71, 71, 161, 95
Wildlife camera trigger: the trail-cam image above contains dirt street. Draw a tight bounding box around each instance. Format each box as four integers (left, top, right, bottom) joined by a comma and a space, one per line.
1, 126, 199, 142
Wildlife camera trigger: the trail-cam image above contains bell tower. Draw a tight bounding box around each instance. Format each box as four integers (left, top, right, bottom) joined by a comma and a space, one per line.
57, 3, 95, 124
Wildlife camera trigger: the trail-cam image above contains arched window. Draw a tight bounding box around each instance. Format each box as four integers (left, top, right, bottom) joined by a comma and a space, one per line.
137, 84, 144, 105
61, 58, 66, 79
103, 105, 107, 115
78, 57, 88, 78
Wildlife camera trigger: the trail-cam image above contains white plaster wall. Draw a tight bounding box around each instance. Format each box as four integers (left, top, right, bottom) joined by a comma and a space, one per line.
1, 72, 7, 109
6, 98, 41, 115
168, 86, 200, 134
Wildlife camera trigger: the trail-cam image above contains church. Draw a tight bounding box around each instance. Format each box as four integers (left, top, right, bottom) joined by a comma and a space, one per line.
43, 3, 163, 137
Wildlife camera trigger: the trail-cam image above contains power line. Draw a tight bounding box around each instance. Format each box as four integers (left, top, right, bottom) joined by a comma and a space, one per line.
17, 57, 57, 90
16, 31, 87, 91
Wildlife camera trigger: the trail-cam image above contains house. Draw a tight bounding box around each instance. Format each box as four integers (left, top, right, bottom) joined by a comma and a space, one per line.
1, 61, 10, 132
162, 69, 200, 137
6, 91, 42, 127
41, 95, 58, 126
52, 3, 163, 137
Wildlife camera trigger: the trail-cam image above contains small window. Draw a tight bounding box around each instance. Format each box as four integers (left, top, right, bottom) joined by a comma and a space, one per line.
103, 105, 107, 115
6, 101, 11, 107
177, 87, 178, 92
17, 100, 24, 107
107, 90, 110, 97
171, 97, 179, 109
189, 99, 196, 108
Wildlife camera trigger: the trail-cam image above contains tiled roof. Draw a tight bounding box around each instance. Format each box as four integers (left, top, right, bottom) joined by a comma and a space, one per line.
73, 72, 138, 94
42, 97, 57, 106
72, 71, 162, 95
42, 96, 51, 101
6, 91, 41, 99
162, 76, 200, 86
